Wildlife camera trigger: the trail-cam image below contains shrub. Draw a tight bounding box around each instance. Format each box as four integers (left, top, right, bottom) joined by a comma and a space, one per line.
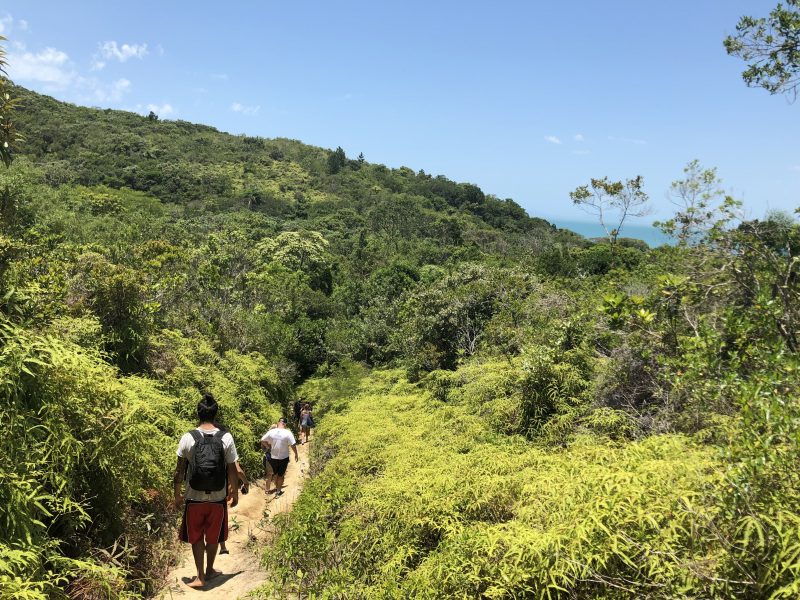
265, 366, 716, 599
0, 318, 179, 597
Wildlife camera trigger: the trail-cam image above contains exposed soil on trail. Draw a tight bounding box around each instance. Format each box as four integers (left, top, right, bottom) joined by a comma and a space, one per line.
156, 441, 310, 599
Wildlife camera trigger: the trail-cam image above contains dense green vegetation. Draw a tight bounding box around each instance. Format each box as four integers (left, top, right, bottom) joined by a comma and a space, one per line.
271, 366, 713, 598
264, 181, 800, 596
0, 82, 587, 598
2, 34, 799, 599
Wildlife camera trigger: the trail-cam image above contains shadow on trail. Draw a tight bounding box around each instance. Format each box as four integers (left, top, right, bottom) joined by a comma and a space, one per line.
180, 571, 243, 591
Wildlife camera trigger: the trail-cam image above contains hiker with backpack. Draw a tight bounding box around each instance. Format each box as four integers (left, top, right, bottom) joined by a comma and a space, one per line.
299, 403, 314, 444
173, 393, 239, 589
260, 417, 298, 497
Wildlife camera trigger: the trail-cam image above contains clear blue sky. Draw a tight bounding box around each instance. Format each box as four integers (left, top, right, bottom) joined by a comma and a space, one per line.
2, 1, 798, 223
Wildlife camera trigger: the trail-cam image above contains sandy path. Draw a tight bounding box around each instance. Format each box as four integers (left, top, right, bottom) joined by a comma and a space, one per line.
156, 442, 310, 599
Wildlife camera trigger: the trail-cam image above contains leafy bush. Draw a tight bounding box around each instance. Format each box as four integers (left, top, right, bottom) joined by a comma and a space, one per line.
705, 354, 800, 598
0, 318, 179, 598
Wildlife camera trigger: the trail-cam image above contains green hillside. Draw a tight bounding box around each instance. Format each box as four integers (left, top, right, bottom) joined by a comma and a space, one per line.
8, 84, 592, 376
2, 82, 799, 599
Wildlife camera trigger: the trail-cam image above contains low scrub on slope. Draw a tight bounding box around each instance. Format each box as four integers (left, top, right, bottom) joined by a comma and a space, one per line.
266, 362, 800, 599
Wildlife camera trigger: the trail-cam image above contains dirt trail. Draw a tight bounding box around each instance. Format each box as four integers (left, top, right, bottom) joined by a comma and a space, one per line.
157, 441, 310, 600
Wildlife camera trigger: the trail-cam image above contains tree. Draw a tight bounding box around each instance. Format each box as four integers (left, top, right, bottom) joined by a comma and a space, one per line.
724, 0, 800, 99
147, 110, 159, 121
256, 231, 332, 292
656, 160, 736, 246
327, 146, 347, 174
294, 191, 308, 218
395, 264, 502, 375
569, 176, 650, 263
730, 213, 800, 352
367, 194, 425, 249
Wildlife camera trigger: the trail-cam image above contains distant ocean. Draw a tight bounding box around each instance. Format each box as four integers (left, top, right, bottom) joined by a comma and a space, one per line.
552, 219, 672, 247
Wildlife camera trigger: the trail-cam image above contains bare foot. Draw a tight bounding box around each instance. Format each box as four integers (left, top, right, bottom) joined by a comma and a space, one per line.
205, 568, 222, 581
186, 576, 205, 589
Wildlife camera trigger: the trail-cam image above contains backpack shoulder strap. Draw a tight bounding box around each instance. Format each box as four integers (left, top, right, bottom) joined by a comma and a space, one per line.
213, 430, 226, 440
189, 429, 203, 443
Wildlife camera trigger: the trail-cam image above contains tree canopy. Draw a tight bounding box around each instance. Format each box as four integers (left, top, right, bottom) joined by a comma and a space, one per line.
725, 0, 800, 98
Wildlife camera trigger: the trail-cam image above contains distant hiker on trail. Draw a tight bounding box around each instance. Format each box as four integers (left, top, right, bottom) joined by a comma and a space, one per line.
260, 417, 298, 498
293, 398, 302, 425
174, 393, 239, 589
300, 403, 314, 444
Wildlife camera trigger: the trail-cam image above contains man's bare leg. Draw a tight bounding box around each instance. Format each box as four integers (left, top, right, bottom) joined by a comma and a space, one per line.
187, 541, 206, 588
205, 542, 221, 580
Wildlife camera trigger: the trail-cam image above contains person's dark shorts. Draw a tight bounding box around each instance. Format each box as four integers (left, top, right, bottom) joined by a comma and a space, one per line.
268, 456, 289, 476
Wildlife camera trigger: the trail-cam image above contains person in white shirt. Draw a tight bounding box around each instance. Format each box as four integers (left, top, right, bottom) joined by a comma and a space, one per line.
260, 417, 298, 498
173, 393, 239, 589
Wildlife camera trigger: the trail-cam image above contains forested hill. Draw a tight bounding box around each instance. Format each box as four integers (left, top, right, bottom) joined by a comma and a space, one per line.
12, 84, 559, 236
5, 85, 602, 380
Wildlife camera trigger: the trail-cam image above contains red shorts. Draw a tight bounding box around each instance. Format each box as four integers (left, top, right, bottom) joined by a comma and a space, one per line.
179, 500, 228, 545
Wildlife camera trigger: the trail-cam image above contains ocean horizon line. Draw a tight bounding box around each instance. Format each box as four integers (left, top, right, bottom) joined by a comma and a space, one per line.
551, 219, 672, 247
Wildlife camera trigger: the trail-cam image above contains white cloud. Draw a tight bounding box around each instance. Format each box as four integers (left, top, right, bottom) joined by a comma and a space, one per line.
5, 19, 136, 107
0, 14, 28, 36
93, 41, 148, 70
8, 46, 75, 88
100, 41, 148, 61
231, 102, 260, 116
9, 44, 133, 103
544, 135, 562, 145
146, 102, 174, 117
574, 134, 585, 142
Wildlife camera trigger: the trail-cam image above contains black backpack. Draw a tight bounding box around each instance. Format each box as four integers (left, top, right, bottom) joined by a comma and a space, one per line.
188, 429, 226, 492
